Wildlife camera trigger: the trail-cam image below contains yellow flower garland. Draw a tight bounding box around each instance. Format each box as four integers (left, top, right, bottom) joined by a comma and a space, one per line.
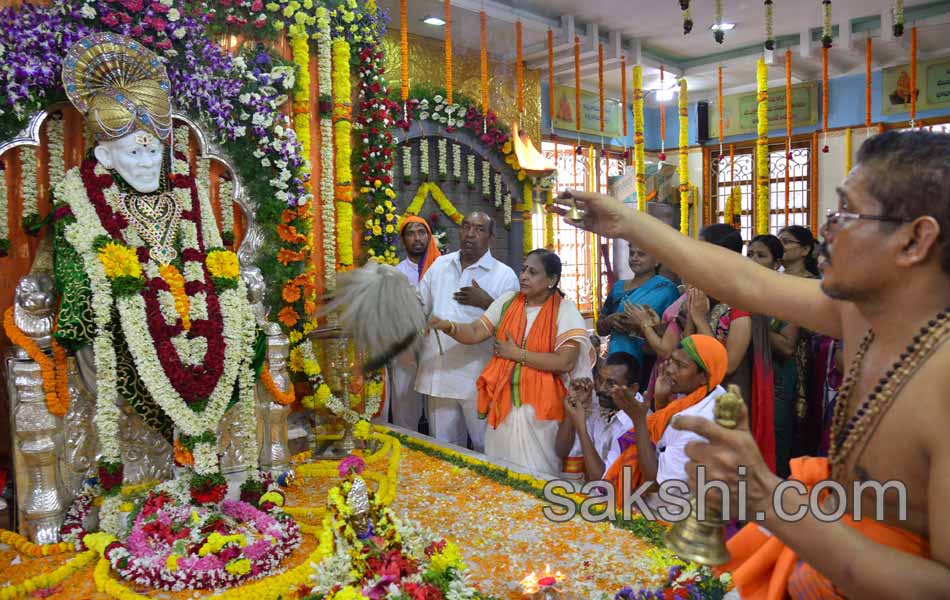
0, 529, 73, 558
678, 77, 689, 235
633, 65, 647, 212
158, 264, 191, 331
544, 189, 555, 249
523, 181, 533, 255
756, 58, 769, 235
332, 38, 354, 267
404, 182, 464, 225
0, 550, 97, 600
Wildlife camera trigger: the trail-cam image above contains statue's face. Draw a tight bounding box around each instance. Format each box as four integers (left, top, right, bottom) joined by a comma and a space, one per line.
93, 130, 164, 193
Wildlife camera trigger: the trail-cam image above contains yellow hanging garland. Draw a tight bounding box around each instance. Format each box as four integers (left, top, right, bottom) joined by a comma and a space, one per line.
678, 77, 689, 235
522, 181, 533, 255
632, 65, 647, 212
544, 189, 555, 249
755, 58, 769, 235
404, 182, 464, 225
332, 38, 354, 268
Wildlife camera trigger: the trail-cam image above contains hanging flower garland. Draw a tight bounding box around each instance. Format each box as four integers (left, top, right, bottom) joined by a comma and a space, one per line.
574, 36, 581, 132
452, 143, 461, 183
516, 20, 524, 117
3, 307, 70, 416
444, 0, 453, 105
910, 26, 918, 127
785, 49, 792, 223
865, 37, 873, 136
523, 181, 533, 255
20, 145, 39, 234
503, 189, 512, 227
717, 65, 724, 159
482, 158, 490, 200
400, 0, 409, 102
893, 0, 905, 37
401, 145, 412, 185
764, 0, 774, 50
545, 188, 555, 248
466, 152, 476, 189
845, 127, 853, 174
494, 176, 502, 209
317, 9, 336, 292
420, 138, 430, 182
47, 113, 66, 192
404, 182, 464, 225
680, 0, 693, 34
332, 38, 354, 269
713, 0, 725, 44
0, 158, 7, 257
353, 39, 399, 267
547, 28, 554, 121
822, 0, 833, 48
659, 65, 667, 162
218, 175, 235, 247
633, 65, 646, 212
481, 12, 489, 112
678, 78, 689, 235
289, 26, 314, 312
756, 58, 769, 235
598, 43, 605, 133
822, 44, 830, 152
437, 137, 448, 181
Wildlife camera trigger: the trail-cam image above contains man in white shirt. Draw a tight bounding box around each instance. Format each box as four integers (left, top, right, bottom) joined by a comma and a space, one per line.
415, 212, 519, 452
556, 352, 640, 482
380, 216, 441, 430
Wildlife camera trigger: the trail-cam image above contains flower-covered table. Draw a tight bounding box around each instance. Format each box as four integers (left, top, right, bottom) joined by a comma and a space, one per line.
0, 428, 729, 600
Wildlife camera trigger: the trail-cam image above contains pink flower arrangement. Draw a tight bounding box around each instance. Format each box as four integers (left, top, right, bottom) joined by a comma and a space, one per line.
339, 455, 366, 478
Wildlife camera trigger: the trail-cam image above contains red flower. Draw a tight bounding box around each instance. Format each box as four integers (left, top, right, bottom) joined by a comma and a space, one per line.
140, 492, 173, 517
191, 484, 227, 505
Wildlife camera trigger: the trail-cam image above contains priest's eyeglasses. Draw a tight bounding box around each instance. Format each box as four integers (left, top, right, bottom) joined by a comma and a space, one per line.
824, 209, 912, 231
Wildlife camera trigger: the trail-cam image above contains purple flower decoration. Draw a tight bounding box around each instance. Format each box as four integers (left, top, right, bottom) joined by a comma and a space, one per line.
338, 455, 365, 478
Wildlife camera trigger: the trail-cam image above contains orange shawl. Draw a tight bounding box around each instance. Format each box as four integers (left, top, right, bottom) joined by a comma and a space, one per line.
476, 292, 567, 429
719, 456, 930, 600
399, 215, 441, 279
603, 334, 728, 493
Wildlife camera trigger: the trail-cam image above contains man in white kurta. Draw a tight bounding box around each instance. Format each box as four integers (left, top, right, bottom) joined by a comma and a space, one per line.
415, 212, 518, 452
378, 217, 439, 430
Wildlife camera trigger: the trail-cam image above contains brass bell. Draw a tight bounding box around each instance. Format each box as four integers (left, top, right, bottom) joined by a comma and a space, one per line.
565, 198, 583, 221
664, 384, 746, 566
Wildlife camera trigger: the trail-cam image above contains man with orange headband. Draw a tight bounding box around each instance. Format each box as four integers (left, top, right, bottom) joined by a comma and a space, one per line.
603, 334, 727, 509
382, 216, 442, 431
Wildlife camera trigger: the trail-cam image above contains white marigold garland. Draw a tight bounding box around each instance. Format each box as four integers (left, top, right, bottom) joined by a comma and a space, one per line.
482, 160, 491, 201
401, 145, 412, 185
318, 13, 336, 291
466, 153, 475, 189
173, 125, 191, 176
0, 159, 8, 255
494, 176, 502, 208
47, 116, 66, 192
503, 191, 512, 226
419, 138, 429, 182
20, 146, 38, 229
219, 176, 235, 245
451, 143, 461, 183
437, 137, 447, 181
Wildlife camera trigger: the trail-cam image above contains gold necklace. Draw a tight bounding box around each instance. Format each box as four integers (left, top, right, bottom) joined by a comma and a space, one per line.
119, 190, 181, 265
829, 307, 950, 480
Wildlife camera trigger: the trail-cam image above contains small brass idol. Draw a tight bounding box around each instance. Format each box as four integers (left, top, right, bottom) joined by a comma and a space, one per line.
664, 384, 745, 566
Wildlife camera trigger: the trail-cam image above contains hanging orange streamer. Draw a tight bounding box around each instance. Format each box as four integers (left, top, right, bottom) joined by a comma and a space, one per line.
480, 11, 488, 111
910, 26, 917, 124
821, 46, 828, 134
547, 29, 554, 121
865, 37, 872, 128
574, 36, 581, 132
400, 0, 408, 102
785, 49, 792, 223
621, 57, 628, 138
516, 20, 524, 115
598, 44, 605, 132
717, 65, 724, 142
659, 66, 666, 143
445, 0, 452, 104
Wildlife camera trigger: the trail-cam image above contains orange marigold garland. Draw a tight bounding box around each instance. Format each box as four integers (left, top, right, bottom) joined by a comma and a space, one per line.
516, 20, 524, 115
865, 36, 872, 133
3, 307, 69, 417
598, 43, 605, 133
400, 0, 409, 102
785, 49, 792, 223
910, 25, 917, 127
821, 45, 829, 152
261, 364, 296, 406
574, 36, 581, 132
547, 29, 554, 121
659, 65, 667, 161
445, 0, 453, 105
481, 12, 489, 111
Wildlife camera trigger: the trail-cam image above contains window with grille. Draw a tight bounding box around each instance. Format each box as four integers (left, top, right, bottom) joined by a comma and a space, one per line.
529, 140, 620, 314
711, 140, 812, 240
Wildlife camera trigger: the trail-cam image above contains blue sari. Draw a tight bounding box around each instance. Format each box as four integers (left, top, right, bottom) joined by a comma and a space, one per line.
601, 275, 679, 364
